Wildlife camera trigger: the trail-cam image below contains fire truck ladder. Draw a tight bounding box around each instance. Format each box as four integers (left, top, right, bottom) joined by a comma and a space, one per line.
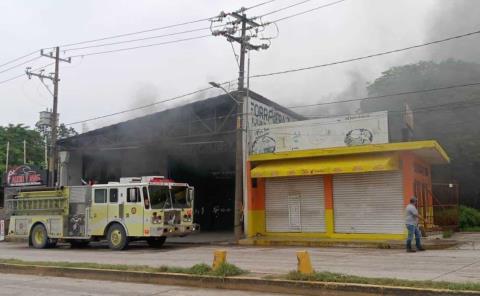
6, 190, 68, 215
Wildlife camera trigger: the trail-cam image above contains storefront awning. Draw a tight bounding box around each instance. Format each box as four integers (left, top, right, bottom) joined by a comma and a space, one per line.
249, 140, 449, 165
251, 153, 399, 178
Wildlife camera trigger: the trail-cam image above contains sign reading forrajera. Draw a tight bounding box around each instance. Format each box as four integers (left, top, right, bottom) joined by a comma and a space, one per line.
247, 97, 296, 128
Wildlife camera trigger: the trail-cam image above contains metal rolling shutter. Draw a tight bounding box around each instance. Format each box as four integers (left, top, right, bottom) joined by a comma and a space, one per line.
265, 176, 325, 232
333, 171, 404, 234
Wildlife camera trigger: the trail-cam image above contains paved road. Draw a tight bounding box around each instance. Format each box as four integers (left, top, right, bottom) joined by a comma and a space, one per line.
0, 273, 284, 296
1, 240, 480, 283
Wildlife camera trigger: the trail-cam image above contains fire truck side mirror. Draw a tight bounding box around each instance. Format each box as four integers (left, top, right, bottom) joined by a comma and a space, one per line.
188, 188, 194, 205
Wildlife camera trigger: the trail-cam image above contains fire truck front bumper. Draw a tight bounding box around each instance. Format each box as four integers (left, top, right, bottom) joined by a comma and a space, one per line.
176, 223, 199, 235
149, 224, 199, 237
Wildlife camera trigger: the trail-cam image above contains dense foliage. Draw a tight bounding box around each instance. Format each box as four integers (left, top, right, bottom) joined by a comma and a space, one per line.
362, 60, 480, 208
459, 206, 480, 230
0, 124, 45, 173
0, 122, 78, 175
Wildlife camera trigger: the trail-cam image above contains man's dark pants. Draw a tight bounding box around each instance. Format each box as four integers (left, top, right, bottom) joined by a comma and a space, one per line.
406, 224, 422, 250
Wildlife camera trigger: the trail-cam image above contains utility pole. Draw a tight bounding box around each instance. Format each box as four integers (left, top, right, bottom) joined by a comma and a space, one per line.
5, 141, 9, 174
211, 9, 270, 241
23, 140, 26, 164
26, 47, 71, 186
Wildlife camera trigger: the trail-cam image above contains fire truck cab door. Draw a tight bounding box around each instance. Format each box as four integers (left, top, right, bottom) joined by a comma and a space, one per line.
124, 187, 144, 236
90, 188, 108, 236
107, 188, 120, 222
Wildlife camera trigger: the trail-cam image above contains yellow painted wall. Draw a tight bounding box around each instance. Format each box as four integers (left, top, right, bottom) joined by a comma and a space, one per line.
246, 210, 265, 237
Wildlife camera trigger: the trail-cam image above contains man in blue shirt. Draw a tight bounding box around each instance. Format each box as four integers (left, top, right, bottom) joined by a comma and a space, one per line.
405, 197, 426, 253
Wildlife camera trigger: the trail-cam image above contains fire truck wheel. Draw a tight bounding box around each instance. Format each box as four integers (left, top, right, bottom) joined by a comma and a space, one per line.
146, 237, 166, 248
30, 224, 48, 249
107, 224, 129, 250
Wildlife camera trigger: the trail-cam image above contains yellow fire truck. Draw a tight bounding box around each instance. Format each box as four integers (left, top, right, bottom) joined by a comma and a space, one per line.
6, 176, 198, 250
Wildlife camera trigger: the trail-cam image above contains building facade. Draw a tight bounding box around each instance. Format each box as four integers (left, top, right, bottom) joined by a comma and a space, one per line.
246, 141, 449, 241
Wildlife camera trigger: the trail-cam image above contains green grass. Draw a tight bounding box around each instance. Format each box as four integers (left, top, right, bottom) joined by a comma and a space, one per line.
0, 258, 246, 277
443, 229, 454, 238
285, 271, 480, 292
461, 226, 480, 232
210, 262, 245, 277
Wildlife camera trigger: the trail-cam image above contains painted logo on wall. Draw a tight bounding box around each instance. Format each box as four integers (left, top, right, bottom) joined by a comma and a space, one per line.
248, 111, 389, 155
344, 128, 374, 146
251, 129, 276, 154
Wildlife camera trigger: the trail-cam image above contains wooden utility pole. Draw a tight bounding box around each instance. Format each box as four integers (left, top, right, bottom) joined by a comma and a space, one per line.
5, 141, 9, 173
50, 46, 60, 187
212, 10, 269, 241
26, 47, 70, 186
23, 140, 26, 164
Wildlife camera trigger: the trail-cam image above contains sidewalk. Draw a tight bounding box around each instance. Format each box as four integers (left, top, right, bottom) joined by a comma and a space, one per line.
1, 238, 480, 283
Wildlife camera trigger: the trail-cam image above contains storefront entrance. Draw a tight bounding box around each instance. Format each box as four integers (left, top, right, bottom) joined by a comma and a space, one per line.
333, 171, 404, 234
265, 176, 325, 233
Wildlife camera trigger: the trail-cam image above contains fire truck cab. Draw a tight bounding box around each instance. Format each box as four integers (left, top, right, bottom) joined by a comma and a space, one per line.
7, 176, 198, 250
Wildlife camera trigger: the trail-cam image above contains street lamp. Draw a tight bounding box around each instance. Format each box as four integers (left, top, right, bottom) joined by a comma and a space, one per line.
209, 81, 244, 241
209, 82, 240, 104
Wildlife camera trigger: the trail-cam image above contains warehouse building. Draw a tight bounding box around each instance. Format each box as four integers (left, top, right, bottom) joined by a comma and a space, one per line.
58, 91, 301, 231
246, 141, 449, 241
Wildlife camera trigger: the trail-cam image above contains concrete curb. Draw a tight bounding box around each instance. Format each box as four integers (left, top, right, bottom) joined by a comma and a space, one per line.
239, 238, 459, 250
0, 263, 476, 296
5, 237, 458, 250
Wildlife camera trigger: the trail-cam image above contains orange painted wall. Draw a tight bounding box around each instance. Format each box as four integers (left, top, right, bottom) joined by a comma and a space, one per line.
247, 162, 265, 211
401, 152, 415, 206
401, 152, 434, 227
324, 175, 333, 210
401, 152, 433, 204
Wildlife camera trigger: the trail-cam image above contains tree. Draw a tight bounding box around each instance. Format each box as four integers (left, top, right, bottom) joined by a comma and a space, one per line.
361, 59, 480, 208
0, 124, 45, 173
35, 122, 78, 141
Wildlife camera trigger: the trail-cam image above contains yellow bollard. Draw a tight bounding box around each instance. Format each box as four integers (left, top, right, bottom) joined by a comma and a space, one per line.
296, 250, 314, 275
212, 249, 227, 270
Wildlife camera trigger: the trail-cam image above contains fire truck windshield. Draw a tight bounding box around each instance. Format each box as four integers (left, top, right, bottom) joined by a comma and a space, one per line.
171, 186, 191, 208
148, 186, 171, 209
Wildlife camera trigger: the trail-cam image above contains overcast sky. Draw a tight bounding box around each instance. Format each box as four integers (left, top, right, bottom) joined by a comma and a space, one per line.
0, 0, 476, 132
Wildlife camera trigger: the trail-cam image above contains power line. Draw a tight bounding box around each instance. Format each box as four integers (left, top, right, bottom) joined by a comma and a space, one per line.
304, 99, 480, 119
286, 81, 480, 109
64, 26, 215, 52
259, 0, 315, 18
0, 73, 25, 85
59, 17, 214, 48
0, 50, 38, 69
248, 98, 480, 136
65, 82, 236, 126
251, 29, 480, 79
0, 62, 54, 86
67, 34, 212, 58
58, 0, 280, 49
245, 0, 279, 10
0, 56, 41, 75
266, 0, 347, 22
65, 78, 238, 126
70, 96, 480, 139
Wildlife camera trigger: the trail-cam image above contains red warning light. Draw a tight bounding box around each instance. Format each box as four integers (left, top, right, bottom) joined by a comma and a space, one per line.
149, 177, 174, 183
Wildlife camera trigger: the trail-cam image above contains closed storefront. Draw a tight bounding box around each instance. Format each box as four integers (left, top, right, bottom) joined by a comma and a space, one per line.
333, 171, 404, 234
247, 141, 450, 242
265, 176, 325, 233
